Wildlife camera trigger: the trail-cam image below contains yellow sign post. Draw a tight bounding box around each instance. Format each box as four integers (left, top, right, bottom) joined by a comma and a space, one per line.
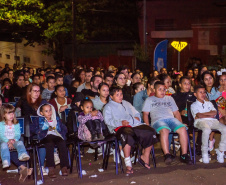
171, 41, 188, 70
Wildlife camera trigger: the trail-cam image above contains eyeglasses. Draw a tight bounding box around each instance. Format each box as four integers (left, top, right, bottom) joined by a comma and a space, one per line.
32, 90, 40, 93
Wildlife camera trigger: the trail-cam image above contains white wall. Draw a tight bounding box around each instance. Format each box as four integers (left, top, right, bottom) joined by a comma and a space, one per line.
0, 39, 55, 68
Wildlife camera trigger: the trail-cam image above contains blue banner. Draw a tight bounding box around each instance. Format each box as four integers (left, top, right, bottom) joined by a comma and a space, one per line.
153, 40, 168, 71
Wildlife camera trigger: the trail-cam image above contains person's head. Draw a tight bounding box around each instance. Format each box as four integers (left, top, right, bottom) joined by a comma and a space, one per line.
179, 71, 183, 77
199, 65, 208, 75
153, 70, 159, 77
80, 98, 93, 114
160, 68, 167, 74
193, 67, 198, 77
154, 81, 166, 98
72, 92, 85, 107
118, 65, 129, 79
114, 73, 126, 88
2, 78, 12, 88
29, 68, 34, 75
109, 86, 123, 103
46, 76, 55, 90
210, 69, 217, 77
158, 74, 172, 89
15, 74, 25, 87
78, 69, 86, 83
24, 71, 30, 81
0, 104, 17, 124
71, 80, 80, 88
104, 73, 114, 87
133, 82, 144, 94
85, 70, 93, 83
219, 73, 226, 87
39, 104, 52, 120
194, 85, 206, 102
54, 68, 61, 73
53, 85, 66, 98
186, 69, 193, 79
55, 74, 64, 85
179, 76, 191, 93
131, 73, 141, 84
1, 72, 9, 80
90, 75, 103, 92
147, 77, 159, 90
8, 69, 14, 79
26, 83, 42, 108
201, 71, 215, 89
98, 82, 109, 99
32, 74, 41, 85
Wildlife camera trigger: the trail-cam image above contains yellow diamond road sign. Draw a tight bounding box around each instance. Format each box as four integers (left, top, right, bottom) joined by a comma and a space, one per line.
171, 41, 188, 52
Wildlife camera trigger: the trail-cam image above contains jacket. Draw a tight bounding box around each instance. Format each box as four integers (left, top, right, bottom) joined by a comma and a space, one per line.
33, 103, 67, 140
103, 100, 143, 133
0, 121, 21, 143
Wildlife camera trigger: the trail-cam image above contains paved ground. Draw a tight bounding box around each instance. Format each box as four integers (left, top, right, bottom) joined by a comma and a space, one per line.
1, 134, 226, 185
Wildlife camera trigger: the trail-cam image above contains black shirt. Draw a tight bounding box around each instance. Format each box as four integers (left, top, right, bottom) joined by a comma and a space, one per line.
81, 89, 99, 98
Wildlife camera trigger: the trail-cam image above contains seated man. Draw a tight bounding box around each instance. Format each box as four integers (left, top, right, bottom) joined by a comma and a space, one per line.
191, 85, 226, 164
103, 86, 158, 174
143, 81, 192, 165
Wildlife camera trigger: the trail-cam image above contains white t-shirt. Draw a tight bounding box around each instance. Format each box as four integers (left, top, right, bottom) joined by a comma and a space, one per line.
4, 125, 15, 140
47, 120, 58, 136
191, 100, 216, 126
142, 95, 178, 125
55, 98, 68, 119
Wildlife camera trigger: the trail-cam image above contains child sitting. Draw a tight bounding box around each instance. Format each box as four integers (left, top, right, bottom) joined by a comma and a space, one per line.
0, 104, 32, 182
37, 103, 69, 178
78, 98, 108, 141
191, 85, 226, 163
133, 82, 145, 95
103, 86, 158, 174
41, 76, 55, 101
142, 81, 192, 165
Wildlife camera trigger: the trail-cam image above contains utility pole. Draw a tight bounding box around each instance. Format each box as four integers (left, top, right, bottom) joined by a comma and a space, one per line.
143, 0, 147, 55
72, 0, 77, 66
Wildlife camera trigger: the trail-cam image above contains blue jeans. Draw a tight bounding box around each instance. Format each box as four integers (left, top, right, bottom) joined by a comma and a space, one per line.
0, 141, 28, 165
153, 118, 186, 134
39, 148, 46, 166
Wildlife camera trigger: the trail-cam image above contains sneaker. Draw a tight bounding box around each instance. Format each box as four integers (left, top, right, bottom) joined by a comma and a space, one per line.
18, 153, 30, 161
215, 149, 224, 163
2, 160, 9, 168
61, 167, 68, 176
180, 154, 193, 165
54, 153, 60, 165
208, 139, 215, 151
202, 153, 209, 164
164, 153, 175, 165
41, 166, 48, 176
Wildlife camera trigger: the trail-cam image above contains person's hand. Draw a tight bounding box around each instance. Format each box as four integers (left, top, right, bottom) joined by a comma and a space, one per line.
181, 110, 187, 116
91, 110, 98, 116
7, 143, 15, 150
59, 105, 68, 112
10, 139, 15, 144
134, 117, 140, 121
122, 120, 129, 126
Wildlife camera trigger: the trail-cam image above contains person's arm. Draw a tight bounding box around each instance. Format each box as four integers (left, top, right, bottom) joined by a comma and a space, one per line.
103, 105, 123, 128
173, 110, 183, 122
196, 111, 217, 119
14, 124, 21, 141
78, 114, 92, 124
143, 111, 150, 125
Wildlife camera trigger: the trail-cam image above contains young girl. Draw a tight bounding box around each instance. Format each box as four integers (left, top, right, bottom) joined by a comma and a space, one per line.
132, 82, 145, 95
49, 85, 72, 122
158, 74, 175, 95
78, 98, 108, 141
92, 82, 109, 111
37, 103, 69, 178
1, 78, 12, 103
0, 104, 32, 182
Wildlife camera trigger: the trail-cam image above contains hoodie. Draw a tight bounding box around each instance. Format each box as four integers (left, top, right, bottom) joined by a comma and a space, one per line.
35, 103, 67, 140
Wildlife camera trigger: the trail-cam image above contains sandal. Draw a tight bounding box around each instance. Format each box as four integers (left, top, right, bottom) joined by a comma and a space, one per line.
138, 157, 150, 169
126, 167, 133, 174
19, 167, 33, 183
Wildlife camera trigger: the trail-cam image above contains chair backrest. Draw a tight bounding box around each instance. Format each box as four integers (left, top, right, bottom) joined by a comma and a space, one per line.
30, 116, 39, 123
186, 100, 195, 126
210, 100, 219, 120
17, 117, 25, 135
14, 97, 20, 102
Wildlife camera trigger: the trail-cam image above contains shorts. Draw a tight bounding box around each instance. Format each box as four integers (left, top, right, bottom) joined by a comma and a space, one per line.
153, 118, 186, 134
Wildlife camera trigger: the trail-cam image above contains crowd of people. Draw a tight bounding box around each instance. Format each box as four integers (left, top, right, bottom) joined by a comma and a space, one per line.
0, 62, 226, 181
